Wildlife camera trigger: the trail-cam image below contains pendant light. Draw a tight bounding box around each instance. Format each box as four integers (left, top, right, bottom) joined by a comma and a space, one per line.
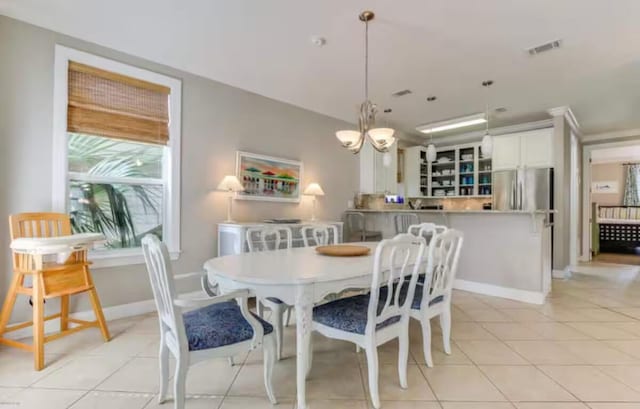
425, 96, 437, 162
426, 130, 437, 162
335, 11, 396, 154
481, 80, 494, 158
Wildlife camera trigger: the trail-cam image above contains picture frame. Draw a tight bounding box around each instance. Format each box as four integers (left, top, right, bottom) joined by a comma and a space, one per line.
235, 151, 303, 203
592, 181, 619, 194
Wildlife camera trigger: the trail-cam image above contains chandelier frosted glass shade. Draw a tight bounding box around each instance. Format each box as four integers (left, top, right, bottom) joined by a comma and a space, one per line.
336, 130, 364, 152
481, 133, 493, 158
426, 144, 437, 162
368, 128, 395, 149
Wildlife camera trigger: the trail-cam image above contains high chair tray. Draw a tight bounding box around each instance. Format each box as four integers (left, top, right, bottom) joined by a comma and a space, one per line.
10, 233, 105, 254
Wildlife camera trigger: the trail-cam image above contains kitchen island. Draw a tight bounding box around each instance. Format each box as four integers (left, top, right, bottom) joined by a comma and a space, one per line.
345, 209, 553, 304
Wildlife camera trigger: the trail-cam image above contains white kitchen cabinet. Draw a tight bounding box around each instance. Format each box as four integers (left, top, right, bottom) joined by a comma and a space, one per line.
492, 128, 554, 170
403, 142, 492, 198
359, 142, 398, 194
520, 128, 554, 168
403, 146, 427, 197
492, 135, 521, 171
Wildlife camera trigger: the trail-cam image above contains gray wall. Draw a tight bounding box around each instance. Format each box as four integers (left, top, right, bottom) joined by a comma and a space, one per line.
591, 162, 626, 206
0, 16, 358, 323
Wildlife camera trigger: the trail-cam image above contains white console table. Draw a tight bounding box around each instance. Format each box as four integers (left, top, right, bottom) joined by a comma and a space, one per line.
217, 221, 344, 257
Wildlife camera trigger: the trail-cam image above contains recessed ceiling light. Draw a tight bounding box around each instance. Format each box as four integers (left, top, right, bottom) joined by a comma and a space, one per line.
416, 113, 486, 134
310, 36, 327, 47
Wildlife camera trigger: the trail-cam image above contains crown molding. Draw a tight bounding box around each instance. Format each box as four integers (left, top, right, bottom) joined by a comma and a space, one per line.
547, 106, 581, 138
582, 128, 640, 144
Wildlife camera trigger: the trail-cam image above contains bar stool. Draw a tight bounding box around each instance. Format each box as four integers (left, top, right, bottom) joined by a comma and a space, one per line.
345, 212, 383, 242
0, 213, 110, 370
394, 213, 419, 234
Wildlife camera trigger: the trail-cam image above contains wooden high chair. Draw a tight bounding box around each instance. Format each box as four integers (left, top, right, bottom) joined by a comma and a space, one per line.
0, 212, 111, 370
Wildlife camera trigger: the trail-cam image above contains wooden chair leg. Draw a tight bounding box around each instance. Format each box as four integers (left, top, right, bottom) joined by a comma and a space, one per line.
0, 273, 21, 334
88, 287, 110, 342
32, 275, 45, 371
60, 295, 69, 331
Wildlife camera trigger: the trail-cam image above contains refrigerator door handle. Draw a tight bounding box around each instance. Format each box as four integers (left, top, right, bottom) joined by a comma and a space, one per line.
518, 180, 523, 210
509, 178, 515, 209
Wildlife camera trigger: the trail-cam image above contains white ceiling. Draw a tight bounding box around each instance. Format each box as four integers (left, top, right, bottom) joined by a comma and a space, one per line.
2, 0, 640, 141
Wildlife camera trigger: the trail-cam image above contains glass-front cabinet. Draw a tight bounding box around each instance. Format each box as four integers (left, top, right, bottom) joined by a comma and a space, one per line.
404, 142, 492, 198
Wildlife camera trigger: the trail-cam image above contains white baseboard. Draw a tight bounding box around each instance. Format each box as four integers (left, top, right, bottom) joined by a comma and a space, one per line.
552, 267, 571, 279
454, 279, 546, 305
3, 291, 200, 341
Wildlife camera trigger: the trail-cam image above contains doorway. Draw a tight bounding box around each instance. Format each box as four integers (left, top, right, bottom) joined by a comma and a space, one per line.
581, 141, 640, 268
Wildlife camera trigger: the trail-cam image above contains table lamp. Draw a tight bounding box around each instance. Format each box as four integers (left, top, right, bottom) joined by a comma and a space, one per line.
303, 183, 325, 222
217, 175, 244, 222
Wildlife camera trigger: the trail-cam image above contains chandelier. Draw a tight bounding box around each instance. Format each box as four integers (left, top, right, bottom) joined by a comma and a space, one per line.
336, 11, 396, 154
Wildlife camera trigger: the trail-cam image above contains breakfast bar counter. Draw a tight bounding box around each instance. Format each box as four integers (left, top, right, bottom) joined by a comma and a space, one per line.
345, 209, 553, 304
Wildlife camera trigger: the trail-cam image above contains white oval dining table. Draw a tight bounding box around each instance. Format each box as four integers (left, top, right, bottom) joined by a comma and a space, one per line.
203, 242, 381, 409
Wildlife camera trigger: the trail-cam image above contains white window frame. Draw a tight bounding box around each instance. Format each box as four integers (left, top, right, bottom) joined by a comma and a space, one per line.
52, 45, 181, 267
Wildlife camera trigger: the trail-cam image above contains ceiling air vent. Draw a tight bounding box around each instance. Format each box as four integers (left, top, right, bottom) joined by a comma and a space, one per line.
391, 89, 412, 97
527, 39, 562, 56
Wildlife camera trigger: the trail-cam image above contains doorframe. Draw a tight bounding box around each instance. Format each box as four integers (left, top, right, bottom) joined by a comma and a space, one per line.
570, 131, 579, 266
581, 139, 640, 261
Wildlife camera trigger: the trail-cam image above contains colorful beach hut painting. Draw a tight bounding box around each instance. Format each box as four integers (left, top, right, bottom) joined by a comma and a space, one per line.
235, 151, 303, 202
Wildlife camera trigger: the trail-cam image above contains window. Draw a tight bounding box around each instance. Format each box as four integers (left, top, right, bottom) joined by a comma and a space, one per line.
53, 46, 181, 266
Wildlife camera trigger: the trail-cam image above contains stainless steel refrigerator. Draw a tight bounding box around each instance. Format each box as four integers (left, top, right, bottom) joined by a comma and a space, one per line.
492, 168, 554, 211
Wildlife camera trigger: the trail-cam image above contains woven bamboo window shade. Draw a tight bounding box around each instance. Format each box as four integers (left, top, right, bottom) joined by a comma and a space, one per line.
67, 61, 171, 145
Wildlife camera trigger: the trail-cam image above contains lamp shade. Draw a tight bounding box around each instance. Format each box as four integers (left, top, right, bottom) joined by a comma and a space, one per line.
303, 183, 325, 196
217, 175, 244, 192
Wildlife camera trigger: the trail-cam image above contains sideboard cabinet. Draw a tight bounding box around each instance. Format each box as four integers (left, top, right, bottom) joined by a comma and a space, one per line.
217, 221, 344, 257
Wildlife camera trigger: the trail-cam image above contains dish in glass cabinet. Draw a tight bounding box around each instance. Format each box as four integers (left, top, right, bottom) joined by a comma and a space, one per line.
316, 245, 371, 257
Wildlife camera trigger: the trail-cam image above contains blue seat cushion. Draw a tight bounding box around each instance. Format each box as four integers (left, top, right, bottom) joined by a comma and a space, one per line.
183, 301, 273, 351
410, 288, 445, 310
380, 283, 445, 310
313, 294, 400, 335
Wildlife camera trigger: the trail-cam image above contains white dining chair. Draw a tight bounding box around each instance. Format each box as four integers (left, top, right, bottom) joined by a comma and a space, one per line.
407, 223, 448, 284
246, 226, 294, 360
311, 234, 426, 409
394, 213, 419, 235
301, 224, 339, 247
407, 222, 448, 241
141, 235, 277, 409
407, 229, 463, 367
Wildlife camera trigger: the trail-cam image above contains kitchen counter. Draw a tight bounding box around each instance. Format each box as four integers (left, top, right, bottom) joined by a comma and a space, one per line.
347, 209, 554, 214
344, 209, 552, 304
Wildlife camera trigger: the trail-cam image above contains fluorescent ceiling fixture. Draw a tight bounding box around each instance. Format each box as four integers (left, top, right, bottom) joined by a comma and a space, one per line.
416, 113, 487, 134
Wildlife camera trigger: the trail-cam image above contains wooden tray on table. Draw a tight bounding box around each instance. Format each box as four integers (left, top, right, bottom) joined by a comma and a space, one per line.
316, 245, 370, 257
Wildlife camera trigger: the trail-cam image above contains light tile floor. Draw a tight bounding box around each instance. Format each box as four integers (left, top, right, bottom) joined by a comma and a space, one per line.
2, 268, 640, 408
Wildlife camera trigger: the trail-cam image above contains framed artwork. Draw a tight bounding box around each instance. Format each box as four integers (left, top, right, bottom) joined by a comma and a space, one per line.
235, 151, 303, 203
592, 181, 619, 194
